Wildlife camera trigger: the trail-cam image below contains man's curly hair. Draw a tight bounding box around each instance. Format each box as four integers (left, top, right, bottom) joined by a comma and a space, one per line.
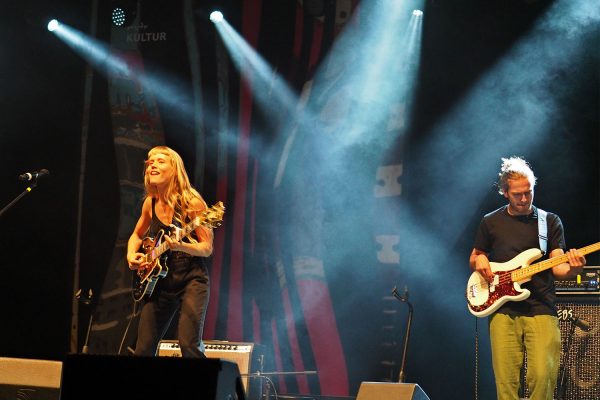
497, 156, 537, 195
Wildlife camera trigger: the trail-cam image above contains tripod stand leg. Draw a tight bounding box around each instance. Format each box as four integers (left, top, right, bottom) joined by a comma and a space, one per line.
81, 313, 94, 354
556, 323, 576, 400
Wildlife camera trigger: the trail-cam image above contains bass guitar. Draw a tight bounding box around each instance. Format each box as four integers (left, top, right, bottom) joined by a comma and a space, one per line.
466, 242, 600, 317
132, 201, 225, 302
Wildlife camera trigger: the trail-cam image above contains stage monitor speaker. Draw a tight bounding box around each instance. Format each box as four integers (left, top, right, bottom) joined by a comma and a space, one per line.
522, 299, 600, 400
356, 382, 431, 400
158, 339, 262, 398
0, 357, 62, 400
60, 354, 245, 400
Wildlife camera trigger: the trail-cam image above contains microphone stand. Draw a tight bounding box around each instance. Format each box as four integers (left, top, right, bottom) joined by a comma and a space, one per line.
0, 181, 38, 218
75, 288, 94, 354
556, 316, 588, 400
392, 286, 413, 383
242, 371, 317, 400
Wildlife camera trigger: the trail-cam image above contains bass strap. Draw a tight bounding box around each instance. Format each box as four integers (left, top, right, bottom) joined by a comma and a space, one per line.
537, 207, 548, 255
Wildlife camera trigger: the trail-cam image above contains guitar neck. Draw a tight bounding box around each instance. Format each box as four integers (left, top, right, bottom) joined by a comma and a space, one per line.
151, 218, 201, 261
512, 242, 600, 281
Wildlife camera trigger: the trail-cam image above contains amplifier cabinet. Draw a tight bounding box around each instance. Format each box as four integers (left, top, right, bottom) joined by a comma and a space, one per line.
522, 299, 600, 400
357, 382, 431, 400
158, 339, 263, 399
0, 357, 62, 400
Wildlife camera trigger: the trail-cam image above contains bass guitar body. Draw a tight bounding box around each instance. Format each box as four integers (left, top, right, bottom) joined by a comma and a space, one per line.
466, 248, 541, 317
466, 241, 599, 317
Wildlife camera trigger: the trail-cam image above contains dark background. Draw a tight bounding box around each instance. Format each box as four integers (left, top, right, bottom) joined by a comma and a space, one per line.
0, 0, 597, 399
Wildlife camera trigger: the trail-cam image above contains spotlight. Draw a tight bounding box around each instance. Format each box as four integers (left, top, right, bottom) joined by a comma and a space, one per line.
412, 10, 423, 17
209, 11, 224, 23
47, 19, 59, 32
112, 7, 127, 26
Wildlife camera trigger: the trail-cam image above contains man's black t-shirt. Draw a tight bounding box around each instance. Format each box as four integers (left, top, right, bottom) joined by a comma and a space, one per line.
473, 205, 566, 316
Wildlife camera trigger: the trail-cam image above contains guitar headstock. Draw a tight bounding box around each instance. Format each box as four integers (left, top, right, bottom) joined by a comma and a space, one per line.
200, 201, 225, 228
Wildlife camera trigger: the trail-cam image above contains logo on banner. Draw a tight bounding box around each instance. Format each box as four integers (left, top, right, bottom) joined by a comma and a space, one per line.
126, 22, 167, 42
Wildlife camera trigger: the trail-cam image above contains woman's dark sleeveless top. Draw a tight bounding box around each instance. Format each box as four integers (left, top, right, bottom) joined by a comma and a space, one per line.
149, 199, 208, 296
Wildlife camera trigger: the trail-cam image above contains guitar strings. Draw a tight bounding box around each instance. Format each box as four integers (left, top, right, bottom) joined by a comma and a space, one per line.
469, 253, 575, 291
470, 242, 600, 293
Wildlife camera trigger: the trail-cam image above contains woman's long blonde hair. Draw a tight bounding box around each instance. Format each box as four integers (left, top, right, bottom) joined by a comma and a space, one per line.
144, 146, 207, 228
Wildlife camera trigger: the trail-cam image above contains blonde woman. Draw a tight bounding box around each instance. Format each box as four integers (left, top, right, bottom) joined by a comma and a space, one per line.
127, 146, 213, 357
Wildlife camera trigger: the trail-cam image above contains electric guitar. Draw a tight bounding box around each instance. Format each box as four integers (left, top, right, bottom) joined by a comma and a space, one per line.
132, 201, 225, 302
466, 242, 600, 317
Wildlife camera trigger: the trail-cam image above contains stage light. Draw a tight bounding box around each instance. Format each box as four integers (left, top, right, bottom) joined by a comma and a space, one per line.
210, 11, 224, 23
111, 1, 137, 27
47, 19, 59, 32
412, 10, 423, 17
112, 7, 126, 26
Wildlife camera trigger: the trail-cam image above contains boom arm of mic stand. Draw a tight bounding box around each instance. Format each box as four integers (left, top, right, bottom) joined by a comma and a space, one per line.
393, 287, 413, 383
0, 183, 38, 218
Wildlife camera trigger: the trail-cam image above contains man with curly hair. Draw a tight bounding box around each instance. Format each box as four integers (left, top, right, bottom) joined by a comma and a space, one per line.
469, 156, 586, 400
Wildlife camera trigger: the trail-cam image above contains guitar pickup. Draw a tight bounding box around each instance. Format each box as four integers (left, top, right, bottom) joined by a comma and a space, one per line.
468, 285, 477, 298
489, 275, 499, 293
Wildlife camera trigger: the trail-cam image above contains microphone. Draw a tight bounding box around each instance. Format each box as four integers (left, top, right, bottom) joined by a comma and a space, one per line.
392, 285, 409, 302
572, 316, 592, 332
19, 169, 50, 181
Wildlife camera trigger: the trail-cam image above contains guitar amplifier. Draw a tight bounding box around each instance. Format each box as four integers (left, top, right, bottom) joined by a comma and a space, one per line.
158, 340, 263, 398
522, 299, 600, 400
556, 267, 600, 295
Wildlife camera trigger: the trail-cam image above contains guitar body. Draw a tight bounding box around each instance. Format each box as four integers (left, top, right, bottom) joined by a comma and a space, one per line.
466, 248, 543, 317
132, 235, 169, 302
130, 201, 225, 302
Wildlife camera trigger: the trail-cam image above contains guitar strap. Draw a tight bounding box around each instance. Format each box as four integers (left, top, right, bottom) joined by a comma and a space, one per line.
537, 207, 548, 255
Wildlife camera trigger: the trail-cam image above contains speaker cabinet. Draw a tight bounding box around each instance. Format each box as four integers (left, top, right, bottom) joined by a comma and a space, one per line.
0, 357, 62, 400
158, 339, 262, 398
522, 299, 600, 400
356, 382, 431, 400
60, 354, 245, 400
